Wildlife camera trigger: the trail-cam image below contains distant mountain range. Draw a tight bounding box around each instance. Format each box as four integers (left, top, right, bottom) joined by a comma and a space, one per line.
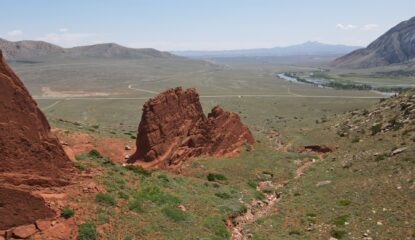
334, 16, 415, 68
172, 41, 361, 58
0, 38, 175, 61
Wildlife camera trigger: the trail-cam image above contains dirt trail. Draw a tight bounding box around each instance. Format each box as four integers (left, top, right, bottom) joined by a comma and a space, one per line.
227, 158, 318, 240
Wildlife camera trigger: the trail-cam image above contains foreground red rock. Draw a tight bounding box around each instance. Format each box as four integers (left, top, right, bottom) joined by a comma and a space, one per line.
128, 87, 255, 167
0, 50, 73, 186
0, 49, 74, 231
12, 224, 37, 239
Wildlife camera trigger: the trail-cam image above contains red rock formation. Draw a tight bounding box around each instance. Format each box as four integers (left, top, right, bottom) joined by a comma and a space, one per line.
0, 50, 73, 186
0, 49, 74, 230
128, 87, 255, 167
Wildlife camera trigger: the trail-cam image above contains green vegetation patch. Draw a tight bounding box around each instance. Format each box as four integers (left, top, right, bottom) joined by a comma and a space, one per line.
78, 221, 97, 240
95, 193, 116, 206
207, 173, 228, 182
161, 206, 189, 222
61, 206, 75, 219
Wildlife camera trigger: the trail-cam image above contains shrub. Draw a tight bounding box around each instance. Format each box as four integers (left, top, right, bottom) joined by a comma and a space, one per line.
78, 221, 97, 240
306, 213, 317, 218
118, 191, 129, 200
262, 188, 274, 194
204, 216, 230, 239
95, 193, 116, 206
61, 206, 75, 219
375, 154, 386, 162
371, 123, 382, 135
75, 153, 88, 161
338, 199, 352, 206
96, 209, 110, 224
247, 179, 258, 189
128, 199, 143, 212
157, 174, 170, 183
212, 183, 220, 188
74, 162, 85, 171
255, 191, 266, 200
100, 158, 115, 167
330, 229, 347, 239
161, 206, 188, 221
133, 186, 180, 206
207, 173, 227, 182
333, 215, 349, 226
103, 173, 126, 192
87, 149, 102, 158
125, 165, 152, 177
288, 229, 302, 235
252, 234, 266, 240
215, 192, 231, 199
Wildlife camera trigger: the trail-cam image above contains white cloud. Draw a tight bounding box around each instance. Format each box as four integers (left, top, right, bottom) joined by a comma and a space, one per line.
36, 32, 100, 47
361, 24, 379, 31
59, 28, 69, 33
336, 24, 357, 30
7, 29, 24, 37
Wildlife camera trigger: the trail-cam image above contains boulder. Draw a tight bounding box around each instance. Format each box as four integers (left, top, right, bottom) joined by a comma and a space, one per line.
35, 220, 52, 231
128, 87, 255, 167
13, 224, 37, 239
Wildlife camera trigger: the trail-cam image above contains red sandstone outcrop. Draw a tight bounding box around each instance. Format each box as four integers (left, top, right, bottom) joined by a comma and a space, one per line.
0, 50, 73, 186
128, 87, 255, 167
0, 50, 74, 231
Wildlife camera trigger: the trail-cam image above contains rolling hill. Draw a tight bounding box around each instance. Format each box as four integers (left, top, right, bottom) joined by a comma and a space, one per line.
334, 16, 415, 68
173, 41, 361, 58
0, 38, 175, 61
0, 38, 64, 61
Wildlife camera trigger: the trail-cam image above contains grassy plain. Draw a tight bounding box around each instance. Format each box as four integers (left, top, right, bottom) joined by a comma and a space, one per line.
12, 55, 414, 239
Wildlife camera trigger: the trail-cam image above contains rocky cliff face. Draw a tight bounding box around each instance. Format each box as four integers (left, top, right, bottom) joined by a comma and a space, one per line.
334, 16, 415, 68
0, 49, 75, 231
128, 87, 255, 167
0, 49, 73, 187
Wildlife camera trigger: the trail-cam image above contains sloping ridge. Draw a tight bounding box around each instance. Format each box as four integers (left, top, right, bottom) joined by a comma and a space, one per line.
0, 38, 175, 61
0, 38, 64, 61
174, 41, 360, 58
0, 49, 73, 187
334, 16, 415, 68
67, 43, 174, 58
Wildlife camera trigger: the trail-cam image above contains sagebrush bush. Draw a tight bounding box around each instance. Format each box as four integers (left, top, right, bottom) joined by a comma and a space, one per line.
61, 206, 75, 219
215, 192, 231, 199
207, 173, 227, 182
161, 206, 188, 221
78, 221, 97, 240
125, 165, 152, 177
95, 193, 116, 206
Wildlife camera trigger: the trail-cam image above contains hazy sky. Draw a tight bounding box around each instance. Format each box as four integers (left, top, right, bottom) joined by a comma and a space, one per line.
1, 0, 414, 50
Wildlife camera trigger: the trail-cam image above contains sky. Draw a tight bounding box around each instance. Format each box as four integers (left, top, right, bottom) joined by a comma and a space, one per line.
0, 0, 414, 51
